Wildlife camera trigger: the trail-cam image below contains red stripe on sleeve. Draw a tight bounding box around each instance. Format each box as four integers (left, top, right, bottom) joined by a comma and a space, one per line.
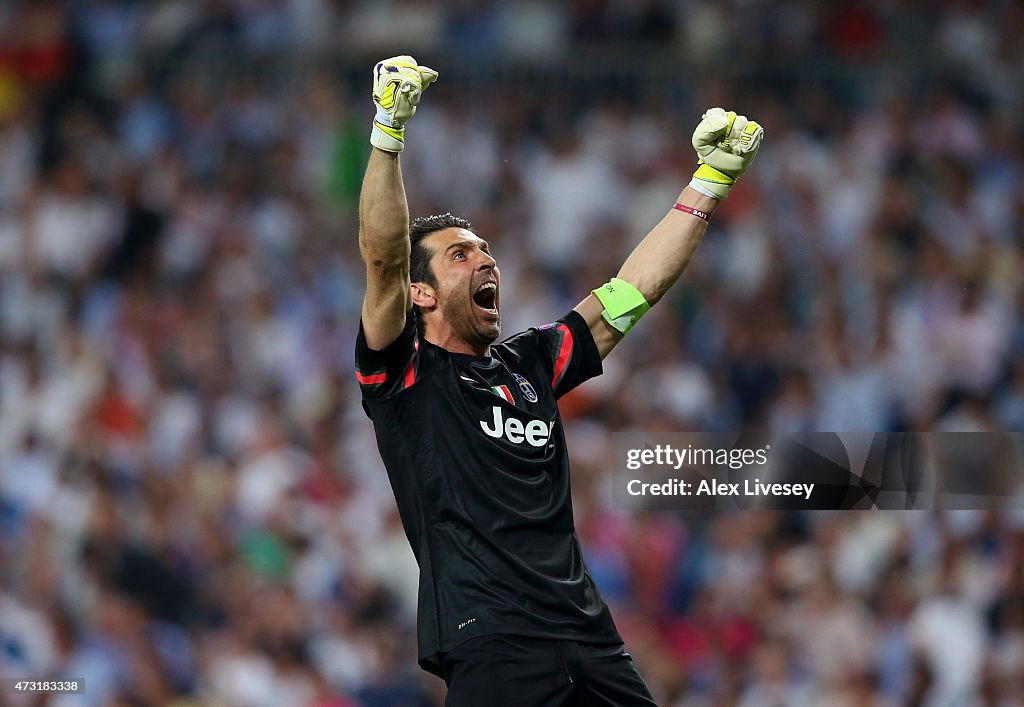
356, 371, 387, 385
551, 324, 574, 388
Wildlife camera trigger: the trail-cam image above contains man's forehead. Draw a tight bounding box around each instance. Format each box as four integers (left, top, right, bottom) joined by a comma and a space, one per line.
427, 227, 487, 252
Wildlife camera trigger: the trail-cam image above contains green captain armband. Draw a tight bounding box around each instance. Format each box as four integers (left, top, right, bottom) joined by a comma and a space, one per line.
592, 278, 650, 335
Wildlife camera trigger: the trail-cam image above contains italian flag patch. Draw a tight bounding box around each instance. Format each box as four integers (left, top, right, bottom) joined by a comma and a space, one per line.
490, 385, 514, 404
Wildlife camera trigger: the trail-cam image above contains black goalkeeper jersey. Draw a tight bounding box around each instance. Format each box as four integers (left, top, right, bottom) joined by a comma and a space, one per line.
355, 310, 622, 676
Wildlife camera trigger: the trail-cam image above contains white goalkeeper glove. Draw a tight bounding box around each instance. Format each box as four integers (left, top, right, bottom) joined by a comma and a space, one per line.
370, 55, 438, 153
690, 107, 764, 200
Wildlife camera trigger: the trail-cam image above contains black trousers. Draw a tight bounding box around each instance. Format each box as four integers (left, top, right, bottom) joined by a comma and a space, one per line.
441, 634, 658, 706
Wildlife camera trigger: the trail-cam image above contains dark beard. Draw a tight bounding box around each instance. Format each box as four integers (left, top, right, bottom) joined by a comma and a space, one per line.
441, 296, 499, 348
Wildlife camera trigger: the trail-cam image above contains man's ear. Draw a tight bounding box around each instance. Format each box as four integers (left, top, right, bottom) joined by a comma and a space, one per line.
411, 282, 437, 311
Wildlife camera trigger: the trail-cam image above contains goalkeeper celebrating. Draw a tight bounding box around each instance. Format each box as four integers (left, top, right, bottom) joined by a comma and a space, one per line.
355, 56, 762, 705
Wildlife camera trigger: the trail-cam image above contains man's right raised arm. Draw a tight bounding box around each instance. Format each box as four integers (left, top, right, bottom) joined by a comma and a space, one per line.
358, 56, 438, 351
360, 148, 412, 350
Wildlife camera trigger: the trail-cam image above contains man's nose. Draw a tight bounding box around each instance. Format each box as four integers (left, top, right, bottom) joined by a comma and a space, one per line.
478, 253, 496, 271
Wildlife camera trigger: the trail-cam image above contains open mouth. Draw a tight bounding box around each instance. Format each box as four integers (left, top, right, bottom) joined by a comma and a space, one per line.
473, 281, 498, 316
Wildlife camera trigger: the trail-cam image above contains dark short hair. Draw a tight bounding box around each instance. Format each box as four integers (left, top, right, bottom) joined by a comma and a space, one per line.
409, 213, 473, 333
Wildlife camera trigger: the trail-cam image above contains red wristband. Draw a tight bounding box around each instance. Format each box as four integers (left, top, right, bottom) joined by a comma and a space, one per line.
673, 203, 710, 222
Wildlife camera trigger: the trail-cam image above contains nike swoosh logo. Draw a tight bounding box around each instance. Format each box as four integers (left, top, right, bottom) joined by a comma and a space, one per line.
460, 375, 477, 383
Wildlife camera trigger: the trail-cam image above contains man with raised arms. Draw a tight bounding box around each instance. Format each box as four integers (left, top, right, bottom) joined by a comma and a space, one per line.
355, 55, 762, 705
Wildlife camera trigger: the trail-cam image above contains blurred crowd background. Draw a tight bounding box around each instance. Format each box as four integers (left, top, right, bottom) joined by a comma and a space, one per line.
1, 0, 1023, 705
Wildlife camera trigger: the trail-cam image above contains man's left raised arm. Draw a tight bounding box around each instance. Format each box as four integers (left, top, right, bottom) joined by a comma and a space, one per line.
575, 107, 764, 358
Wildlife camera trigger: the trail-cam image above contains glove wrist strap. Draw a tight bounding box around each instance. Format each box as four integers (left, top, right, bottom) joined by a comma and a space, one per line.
693, 162, 735, 186
371, 121, 404, 152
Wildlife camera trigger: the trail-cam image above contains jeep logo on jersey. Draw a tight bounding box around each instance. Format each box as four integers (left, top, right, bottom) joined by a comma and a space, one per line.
512, 373, 538, 403
480, 406, 554, 446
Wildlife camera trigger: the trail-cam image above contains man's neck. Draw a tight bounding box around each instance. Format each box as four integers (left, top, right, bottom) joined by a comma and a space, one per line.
425, 327, 491, 358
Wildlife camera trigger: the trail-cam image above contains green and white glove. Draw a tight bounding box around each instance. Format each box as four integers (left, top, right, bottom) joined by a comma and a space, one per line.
690, 107, 764, 200
370, 55, 438, 153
